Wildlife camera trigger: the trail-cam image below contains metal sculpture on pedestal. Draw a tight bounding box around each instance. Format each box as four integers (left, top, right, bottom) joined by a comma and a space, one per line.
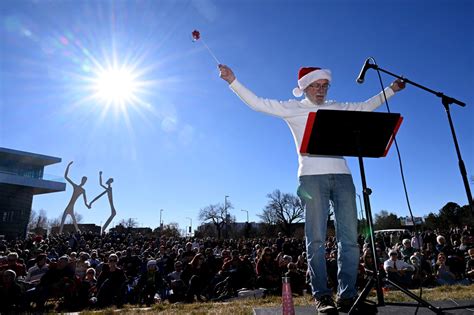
59, 161, 89, 233
88, 171, 116, 234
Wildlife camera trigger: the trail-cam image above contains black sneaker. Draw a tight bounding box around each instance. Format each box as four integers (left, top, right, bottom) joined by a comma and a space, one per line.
338, 298, 378, 314
315, 295, 337, 313
336, 297, 356, 313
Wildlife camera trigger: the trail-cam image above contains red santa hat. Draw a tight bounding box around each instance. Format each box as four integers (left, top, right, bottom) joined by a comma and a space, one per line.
292, 67, 332, 97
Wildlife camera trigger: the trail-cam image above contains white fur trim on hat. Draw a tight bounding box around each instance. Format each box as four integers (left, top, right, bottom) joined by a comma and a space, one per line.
293, 69, 332, 97
292, 87, 304, 97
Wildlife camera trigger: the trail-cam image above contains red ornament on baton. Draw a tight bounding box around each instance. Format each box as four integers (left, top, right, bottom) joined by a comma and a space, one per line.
191, 29, 220, 64
192, 30, 200, 41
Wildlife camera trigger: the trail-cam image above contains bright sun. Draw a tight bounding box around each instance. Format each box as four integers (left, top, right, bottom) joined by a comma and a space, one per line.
93, 66, 139, 106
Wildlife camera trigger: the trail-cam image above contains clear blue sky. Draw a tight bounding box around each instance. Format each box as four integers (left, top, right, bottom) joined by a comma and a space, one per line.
1, 0, 473, 233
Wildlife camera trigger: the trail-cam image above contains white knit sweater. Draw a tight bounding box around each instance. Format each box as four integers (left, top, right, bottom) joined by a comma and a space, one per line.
229, 79, 395, 177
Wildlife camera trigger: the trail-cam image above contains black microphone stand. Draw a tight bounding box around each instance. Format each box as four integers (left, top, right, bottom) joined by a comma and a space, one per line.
349, 64, 474, 314
367, 63, 473, 213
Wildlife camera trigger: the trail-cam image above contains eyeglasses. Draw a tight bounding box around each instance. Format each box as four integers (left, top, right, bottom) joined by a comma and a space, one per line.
307, 83, 330, 91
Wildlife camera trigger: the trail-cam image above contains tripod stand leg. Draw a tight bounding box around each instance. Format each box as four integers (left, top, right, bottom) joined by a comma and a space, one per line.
384, 278, 443, 314
349, 276, 377, 314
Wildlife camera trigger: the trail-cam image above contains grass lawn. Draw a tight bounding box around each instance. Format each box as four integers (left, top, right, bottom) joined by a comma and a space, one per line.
81, 284, 474, 315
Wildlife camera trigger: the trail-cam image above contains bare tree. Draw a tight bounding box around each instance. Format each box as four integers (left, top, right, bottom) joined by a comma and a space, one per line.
199, 201, 235, 239
258, 189, 304, 236
28, 209, 49, 232
155, 222, 181, 238
48, 217, 61, 230
119, 218, 139, 228
47, 212, 83, 232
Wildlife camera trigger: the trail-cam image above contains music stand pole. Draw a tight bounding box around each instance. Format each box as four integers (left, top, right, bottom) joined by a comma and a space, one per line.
349, 154, 443, 315
366, 63, 473, 212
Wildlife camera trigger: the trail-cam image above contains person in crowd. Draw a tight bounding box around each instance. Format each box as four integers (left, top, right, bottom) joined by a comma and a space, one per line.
276, 232, 285, 253
32, 255, 77, 310
383, 250, 415, 287
181, 253, 208, 302
256, 247, 280, 292
285, 262, 306, 296
277, 254, 293, 276
0, 269, 24, 312
424, 242, 437, 265
434, 252, 470, 286
296, 252, 308, 274
0, 252, 27, 277
220, 249, 254, 291
69, 251, 78, 271
435, 235, 452, 256
375, 247, 389, 267
75, 252, 90, 279
435, 252, 457, 285
411, 252, 436, 287
167, 260, 186, 303
25, 253, 49, 285
240, 254, 257, 289
358, 249, 376, 288
88, 250, 101, 270
118, 247, 141, 279
156, 245, 172, 276
326, 250, 338, 292
48, 249, 59, 261
465, 248, 474, 283
136, 259, 168, 306
181, 242, 196, 264
411, 232, 423, 251
78, 267, 97, 307
400, 238, 416, 262
95, 253, 127, 308
458, 236, 471, 252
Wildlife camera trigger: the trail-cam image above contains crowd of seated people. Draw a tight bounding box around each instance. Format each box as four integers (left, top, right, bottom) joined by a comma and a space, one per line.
0, 225, 472, 312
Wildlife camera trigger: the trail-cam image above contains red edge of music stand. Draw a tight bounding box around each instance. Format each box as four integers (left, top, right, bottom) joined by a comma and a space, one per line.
300, 112, 316, 154
383, 116, 403, 157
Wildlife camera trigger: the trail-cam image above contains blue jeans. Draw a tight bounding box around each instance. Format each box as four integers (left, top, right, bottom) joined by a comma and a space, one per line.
298, 174, 359, 299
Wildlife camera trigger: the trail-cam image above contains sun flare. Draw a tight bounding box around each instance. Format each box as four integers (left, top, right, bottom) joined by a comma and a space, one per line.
92, 66, 140, 107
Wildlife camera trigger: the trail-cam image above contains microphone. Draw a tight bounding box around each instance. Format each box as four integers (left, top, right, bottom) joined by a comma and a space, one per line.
356, 58, 373, 84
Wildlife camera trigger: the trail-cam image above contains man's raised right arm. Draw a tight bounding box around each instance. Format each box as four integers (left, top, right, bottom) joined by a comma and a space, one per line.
218, 64, 297, 118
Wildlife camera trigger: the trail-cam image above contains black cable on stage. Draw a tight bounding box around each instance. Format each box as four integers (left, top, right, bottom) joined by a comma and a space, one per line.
370, 57, 424, 313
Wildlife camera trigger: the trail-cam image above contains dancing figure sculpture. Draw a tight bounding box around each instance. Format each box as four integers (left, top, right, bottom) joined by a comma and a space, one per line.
59, 161, 89, 234
89, 171, 116, 234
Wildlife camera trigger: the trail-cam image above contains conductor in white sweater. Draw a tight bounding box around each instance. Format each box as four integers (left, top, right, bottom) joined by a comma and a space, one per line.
219, 64, 405, 313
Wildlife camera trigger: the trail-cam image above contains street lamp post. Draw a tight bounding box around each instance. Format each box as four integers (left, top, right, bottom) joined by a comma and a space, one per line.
224, 195, 229, 236
186, 217, 192, 237
160, 209, 164, 229
224, 195, 229, 220
241, 209, 249, 222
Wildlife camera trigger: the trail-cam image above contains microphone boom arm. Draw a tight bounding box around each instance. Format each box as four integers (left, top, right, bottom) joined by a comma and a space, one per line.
368, 64, 465, 107
365, 62, 472, 212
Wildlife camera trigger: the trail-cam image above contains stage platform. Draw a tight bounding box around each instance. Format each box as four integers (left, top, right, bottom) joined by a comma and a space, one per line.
253, 300, 474, 315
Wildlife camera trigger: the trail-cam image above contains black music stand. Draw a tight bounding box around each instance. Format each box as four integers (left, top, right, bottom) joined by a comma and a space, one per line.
300, 109, 443, 314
